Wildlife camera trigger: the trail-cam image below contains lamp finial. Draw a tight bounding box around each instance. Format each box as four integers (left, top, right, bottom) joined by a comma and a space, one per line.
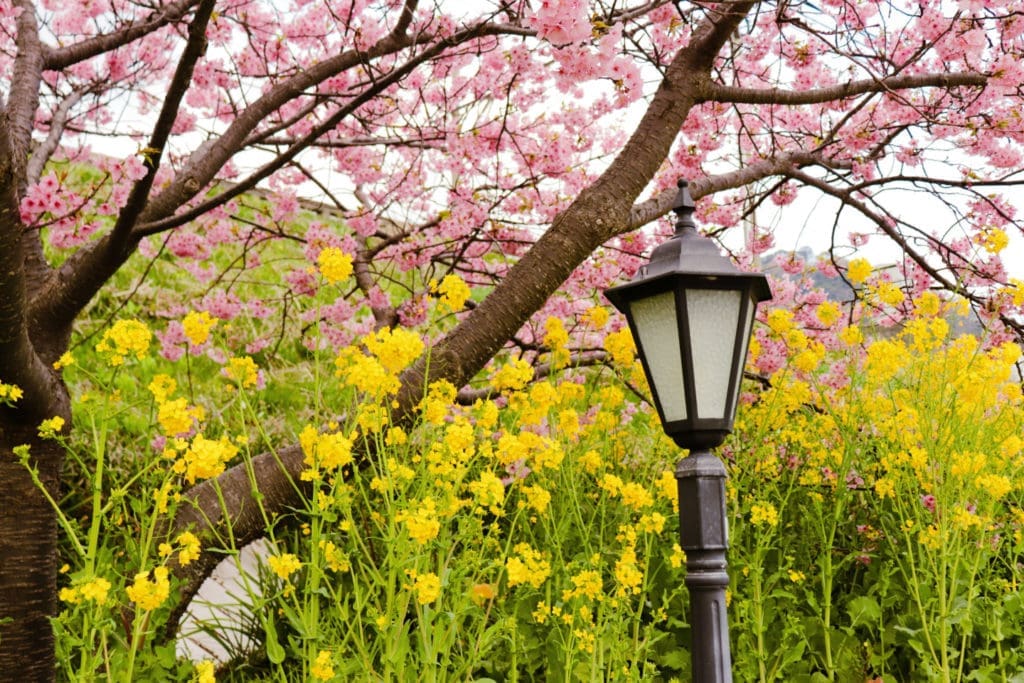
673, 178, 696, 235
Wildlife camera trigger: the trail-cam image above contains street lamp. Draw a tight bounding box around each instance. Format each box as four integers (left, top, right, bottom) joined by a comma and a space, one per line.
604, 179, 772, 683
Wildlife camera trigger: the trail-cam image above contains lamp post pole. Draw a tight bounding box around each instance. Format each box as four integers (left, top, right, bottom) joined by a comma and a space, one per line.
677, 450, 732, 683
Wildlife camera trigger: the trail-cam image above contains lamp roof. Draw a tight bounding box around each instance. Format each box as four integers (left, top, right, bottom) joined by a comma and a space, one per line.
606, 181, 772, 308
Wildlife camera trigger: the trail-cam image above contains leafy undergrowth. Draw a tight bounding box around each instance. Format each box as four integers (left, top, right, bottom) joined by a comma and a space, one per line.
40, 280, 1024, 682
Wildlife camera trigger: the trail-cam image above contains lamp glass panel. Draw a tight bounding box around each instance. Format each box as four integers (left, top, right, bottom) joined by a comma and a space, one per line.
687, 288, 742, 419
630, 291, 687, 421
729, 298, 756, 418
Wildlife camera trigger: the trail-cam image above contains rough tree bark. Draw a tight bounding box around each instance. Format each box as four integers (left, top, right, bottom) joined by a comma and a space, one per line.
0, 430, 64, 682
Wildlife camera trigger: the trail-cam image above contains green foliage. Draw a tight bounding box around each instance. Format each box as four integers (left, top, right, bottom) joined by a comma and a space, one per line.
31, 265, 1024, 682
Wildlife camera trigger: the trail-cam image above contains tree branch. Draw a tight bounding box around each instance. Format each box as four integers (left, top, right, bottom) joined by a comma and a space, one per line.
704, 71, 988, 106
109, 0, 217, 248
7, 0, 45, 192
0, 113, 68, 422
625, 150, 825, 229
42, 0, 200, 71
25, 87, 89, 186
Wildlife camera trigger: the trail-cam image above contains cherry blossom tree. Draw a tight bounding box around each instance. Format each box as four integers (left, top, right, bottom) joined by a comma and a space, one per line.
2, 0, 1024, 677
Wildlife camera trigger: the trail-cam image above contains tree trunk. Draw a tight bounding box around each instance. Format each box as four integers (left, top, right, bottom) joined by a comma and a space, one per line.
0, 421, 62, 682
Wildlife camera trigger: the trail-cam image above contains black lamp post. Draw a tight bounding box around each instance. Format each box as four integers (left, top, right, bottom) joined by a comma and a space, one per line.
604, 179, 772, 683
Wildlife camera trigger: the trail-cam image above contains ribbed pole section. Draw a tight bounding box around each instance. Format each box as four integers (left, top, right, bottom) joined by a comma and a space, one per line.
676, 449, 732, 683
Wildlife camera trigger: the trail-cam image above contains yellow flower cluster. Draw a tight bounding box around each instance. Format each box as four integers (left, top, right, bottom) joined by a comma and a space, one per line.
96, 319, 152, 366
317, 247, 354, 283
363, 326, 424, 374
174, 433, 239, 484
582, 305, 609, 329
749, 501, 779, 528
0, 381, 23, 405
468, 471, 506, 514
406, 569, 442, 605
506, 543, 551, 588
182, 310, 217, 347
397, 498, 441, 545
602, 328, 635, 367
614, 546, 644, 596
846, 257, 872, 285
319, 540, 350, 573
433, 273, 471, 312
976, 226, 1009, 254
158, 398, 204, 436
126, 567, 170, 611
310, 650, 335, 681
543, 316, 571, 369
223, 356, 260, 388
59, 576, 112, 606
194, 660, 216, 683
38, 415, 65, 439
268, 553, 302, 581
490, 357, 533, 393
299, 424, 354, 479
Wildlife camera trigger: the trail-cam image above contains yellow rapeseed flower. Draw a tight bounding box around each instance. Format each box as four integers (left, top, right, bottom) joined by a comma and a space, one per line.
602, 328, 636, 367
397, 498, 441, 545
490, 357, 533, 393
52, 351, 75, 370
433, 273, 471, 312
223, 356, 259, 388
319, 540, 350, 573
180, 433, 239, 484
148, 374, 177, 402
157, 398, 202, 437
267, 553, 302, 581
814, 301, 842, 327
506, 543, 551, 588
363, 326, 424, 374
96, 319, 151, 366
619, 482, 654, 510
468, 471, 506, 514
194, 660, 216, 683
317, 247, 353, 283
521, 484, 551, 514
407, 570, 442, 605
37, 416, 65, 439
847, 258, 872, 285
176, 531, 201, 566
543, 316, 571, 368
749, 502, 779, 528
182, 310, 217, 347
126, 567, 170, 611
80, 578, 110, 605
0, 381, 23, 404
310, 650, 335, 681
977, 226, 1009, 254
299, 425, 354, 476
565, 570, 603, 601
614, 546, 643, 596
582, 305, 610, 329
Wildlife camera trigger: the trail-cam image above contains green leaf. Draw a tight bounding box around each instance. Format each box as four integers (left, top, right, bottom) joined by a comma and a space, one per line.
264, 615, 285, 665
846, 596, 881, 628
